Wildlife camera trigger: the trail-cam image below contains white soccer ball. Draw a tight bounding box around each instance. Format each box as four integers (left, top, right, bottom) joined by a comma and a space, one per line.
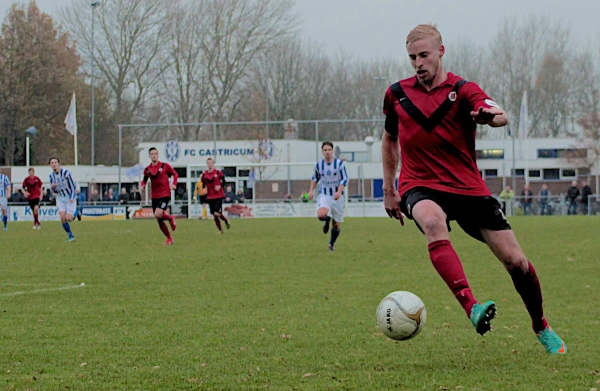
376, 291, 427, 340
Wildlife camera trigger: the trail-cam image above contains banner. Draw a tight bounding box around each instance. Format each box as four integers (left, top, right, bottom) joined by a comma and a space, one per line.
113, 206, 127, 220
132, 207, 155, 219
9, 205, 61, 222
80, 206, 113, 221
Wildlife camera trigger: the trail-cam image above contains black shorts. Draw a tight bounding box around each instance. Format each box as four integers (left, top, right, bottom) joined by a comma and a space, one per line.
151, 197, 171, 212
200, 195, 208, 204
28, 198, 40, 209
400, 187, 511, 243
207, 198, 223, 215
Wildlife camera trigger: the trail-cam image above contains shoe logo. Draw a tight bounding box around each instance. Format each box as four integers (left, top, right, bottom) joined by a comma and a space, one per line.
557, 342, 566, 354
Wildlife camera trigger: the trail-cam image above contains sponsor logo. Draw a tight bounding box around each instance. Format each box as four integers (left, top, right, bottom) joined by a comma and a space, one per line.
448, 91, 457, 101
257, 139, 274, 160
165, 140, 180, 162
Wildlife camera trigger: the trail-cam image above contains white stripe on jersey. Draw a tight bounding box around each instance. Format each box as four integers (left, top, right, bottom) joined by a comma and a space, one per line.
0, 174, 10, 197
49, 168, 77, 199
311, 158, 348, 197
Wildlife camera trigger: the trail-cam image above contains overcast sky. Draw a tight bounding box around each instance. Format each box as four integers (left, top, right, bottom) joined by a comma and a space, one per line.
1, 0, 599, 59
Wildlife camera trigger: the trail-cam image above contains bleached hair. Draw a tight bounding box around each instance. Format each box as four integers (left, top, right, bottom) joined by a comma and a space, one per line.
406, 24, 443, 46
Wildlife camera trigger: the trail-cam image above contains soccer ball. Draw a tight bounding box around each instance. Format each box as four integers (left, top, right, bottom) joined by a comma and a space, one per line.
376, 291, 427, 340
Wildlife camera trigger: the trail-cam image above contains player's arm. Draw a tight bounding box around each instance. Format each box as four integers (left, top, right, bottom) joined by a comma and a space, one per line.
308, 164, 319, 201
21, 180, 30, 198
140, 169, 149, 191
167, 164, 178, 190
465, 83, 509, 127
39, 179, 44, 200
334, 162, 348, 200
66, 172, 76, 201
382, 88, 404, 224
6, 185, 11, 200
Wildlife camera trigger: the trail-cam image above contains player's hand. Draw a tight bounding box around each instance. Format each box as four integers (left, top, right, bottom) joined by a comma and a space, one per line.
470, 107, 503, 125
170, 184, 176, 190
308, 192, 313, 201
215, 185, 221, 192
334, 191, 341, 201
51, 183, 57, 189
140, 185, 145, 191
69, 199, 74, 203
384, 190, 404, 226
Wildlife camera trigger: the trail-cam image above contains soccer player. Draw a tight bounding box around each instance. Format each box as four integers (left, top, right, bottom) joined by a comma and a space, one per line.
0, 172, 10, 230
49, 158, 77, 241
308, 141, 348, 251
193, 174, 208, 220
22, 168, 44, 229
382, 24, 566, 354
140, 147, 178, 245
201, 158, 230, 233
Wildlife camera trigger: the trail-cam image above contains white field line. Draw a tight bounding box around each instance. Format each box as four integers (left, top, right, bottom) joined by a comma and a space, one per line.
0, 284, 85, 297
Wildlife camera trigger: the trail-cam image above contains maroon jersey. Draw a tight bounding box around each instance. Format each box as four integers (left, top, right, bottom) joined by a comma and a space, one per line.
383, 72, 496, 198
22, 176, 43, 200
201, 169, 225, 199
142, 161, 178, 199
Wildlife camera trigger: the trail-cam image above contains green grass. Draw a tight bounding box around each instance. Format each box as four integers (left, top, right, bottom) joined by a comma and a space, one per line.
1, 216, 599, 390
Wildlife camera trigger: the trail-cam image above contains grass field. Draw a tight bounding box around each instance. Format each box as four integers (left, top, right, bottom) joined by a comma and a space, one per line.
1, 216, 599, 390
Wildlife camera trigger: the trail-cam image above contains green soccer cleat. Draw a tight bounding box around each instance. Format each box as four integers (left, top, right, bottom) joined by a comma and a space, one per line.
537, 327, 567, 354
66, 236, 76, 242
470, 301, 496, 335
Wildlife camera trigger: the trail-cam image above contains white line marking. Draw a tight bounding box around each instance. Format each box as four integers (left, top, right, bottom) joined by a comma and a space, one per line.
0, 284, 85, 297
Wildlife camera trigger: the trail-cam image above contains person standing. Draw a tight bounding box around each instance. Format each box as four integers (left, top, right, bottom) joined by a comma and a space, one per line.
141, 147, 178, 245
539, 184, 550, 216
49, 157, 77, 242
0, 173, 11, 230
580, 180, 592, 215
201, 158, 230, 233
21, 168, 44, 229
193, 176, 208, 220
382, 24, 566, 354
308, 141, 348, 251
521, 184, 533, 216
130, 185, 142, 204
566, 181, 579, 215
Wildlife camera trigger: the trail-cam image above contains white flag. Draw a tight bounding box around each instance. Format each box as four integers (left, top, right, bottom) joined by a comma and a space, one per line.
517, 91, 527, 140
64, 93, 77, 136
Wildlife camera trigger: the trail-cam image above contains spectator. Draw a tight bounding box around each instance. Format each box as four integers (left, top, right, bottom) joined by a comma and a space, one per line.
43, 189, 54, 205
11, 190, 24, 203
108, 188, 117, 202
119, 187, 130, 204
224, 185, 235, 203
521, 184, 533, 215
283, 193, 292, 203
235, 189, 245, 203
566, 180, 580, 215
130, 185, 142, 203
539, 184, 550, 215
76, 188, 86, 205
299, 192, 310, 203
89, 188, 100, 203
102, 191, 112, 202
499, 185, 514, 214
580, 180, 593, 215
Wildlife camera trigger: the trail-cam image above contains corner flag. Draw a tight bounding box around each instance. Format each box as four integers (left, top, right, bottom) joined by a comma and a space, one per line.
64, 93, 79, 166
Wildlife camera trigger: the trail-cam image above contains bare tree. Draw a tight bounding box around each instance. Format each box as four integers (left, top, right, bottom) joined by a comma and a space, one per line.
60, 0, 170, 124
158, 0, 210, 141
199, 0, 297, 138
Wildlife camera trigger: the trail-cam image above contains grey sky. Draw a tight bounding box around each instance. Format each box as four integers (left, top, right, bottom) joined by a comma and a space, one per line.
1, 0, 599, 59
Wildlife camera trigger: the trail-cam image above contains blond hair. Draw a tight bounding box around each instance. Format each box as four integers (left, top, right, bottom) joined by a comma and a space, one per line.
406, 24, 443, 46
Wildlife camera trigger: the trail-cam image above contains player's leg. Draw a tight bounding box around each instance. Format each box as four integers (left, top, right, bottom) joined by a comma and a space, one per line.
328, 196, 344, 251
33, 202, 40, 228
153, 201, 172, 244
481, 229, 566, 354
64, 199, 76, 241
1, 197, 7, 230
208, 200, 222, 232
316, 194, 331, 234
410, 195, 485, 332
215, 200, 229, 229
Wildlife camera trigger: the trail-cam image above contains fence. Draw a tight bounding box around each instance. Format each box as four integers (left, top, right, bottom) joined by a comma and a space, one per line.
501, 195, 600, 216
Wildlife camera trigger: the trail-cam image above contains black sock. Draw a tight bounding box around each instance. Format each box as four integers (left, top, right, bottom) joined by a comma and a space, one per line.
319, 216, 331, 223
330, 228, 340, 245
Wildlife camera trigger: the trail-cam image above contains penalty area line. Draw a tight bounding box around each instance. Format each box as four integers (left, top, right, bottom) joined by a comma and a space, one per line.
0, 284, 85, 297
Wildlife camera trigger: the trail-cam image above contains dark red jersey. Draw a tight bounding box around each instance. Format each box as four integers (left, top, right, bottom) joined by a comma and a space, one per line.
383, 72, 497, 197
22, 176, 43, 200
142, 161, 178, 199
201, 169, 225, 199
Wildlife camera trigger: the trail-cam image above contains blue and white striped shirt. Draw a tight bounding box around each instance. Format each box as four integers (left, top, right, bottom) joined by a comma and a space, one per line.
312, 158, 349, 196
49, 168, 77, 200
0, 174, 10, 198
